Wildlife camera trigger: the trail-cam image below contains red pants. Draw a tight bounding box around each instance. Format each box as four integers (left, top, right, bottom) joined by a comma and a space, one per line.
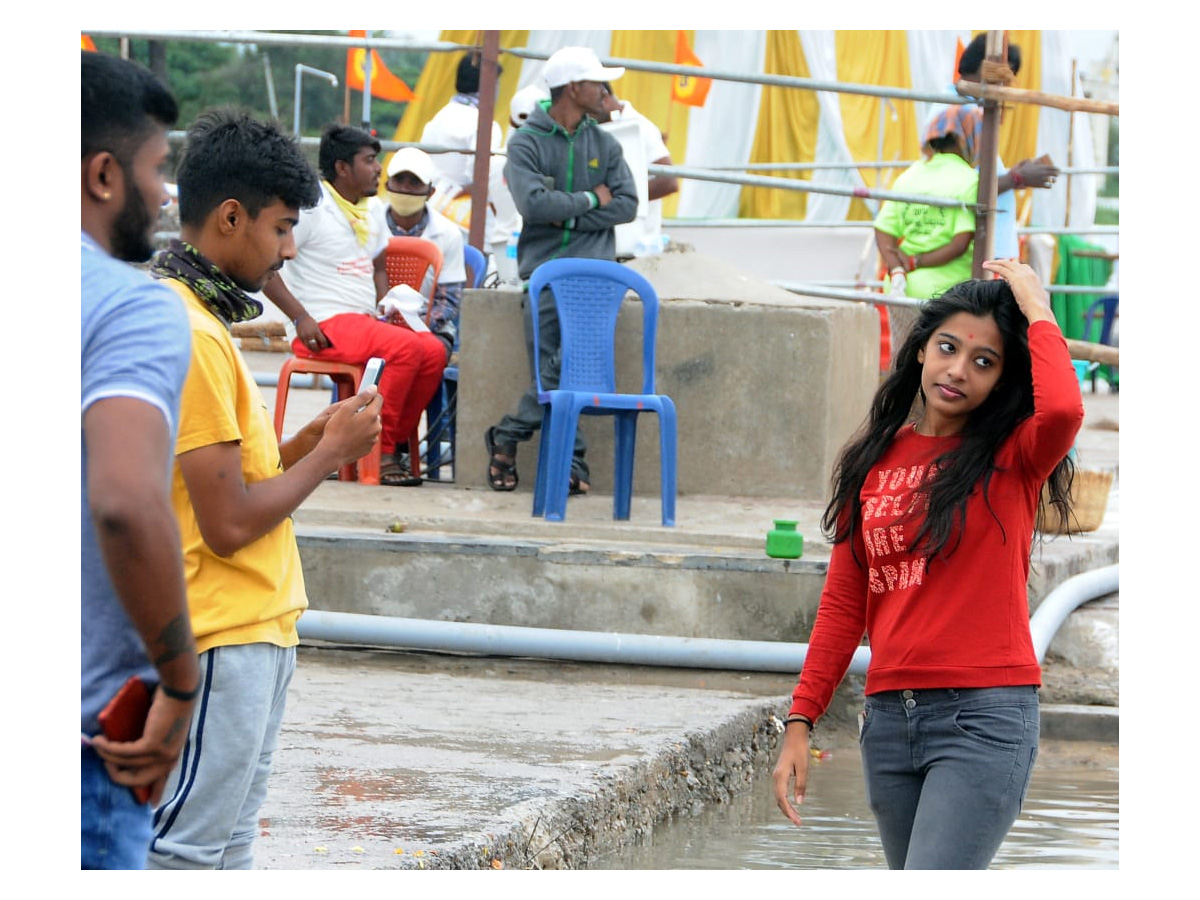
293, 313, 446, 455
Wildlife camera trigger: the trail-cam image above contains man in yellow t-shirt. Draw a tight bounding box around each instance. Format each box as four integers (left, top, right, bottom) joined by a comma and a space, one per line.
143, 109, 383, 870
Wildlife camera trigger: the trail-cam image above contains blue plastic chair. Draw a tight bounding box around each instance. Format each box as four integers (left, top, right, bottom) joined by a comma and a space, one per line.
1080, 294, 1118, 392
424, 244, 488, 479
528, 258, 677, 526
462, 244, 488, 290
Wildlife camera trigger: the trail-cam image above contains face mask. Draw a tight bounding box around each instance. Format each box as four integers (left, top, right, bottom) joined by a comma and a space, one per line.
388, 190, 427, 218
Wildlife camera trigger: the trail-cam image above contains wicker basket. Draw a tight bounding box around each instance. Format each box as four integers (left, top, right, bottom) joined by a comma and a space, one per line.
1037, 469, 1114, 534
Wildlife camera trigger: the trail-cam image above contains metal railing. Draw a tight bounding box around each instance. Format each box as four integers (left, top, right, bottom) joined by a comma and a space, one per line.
115, 29, 1117, 242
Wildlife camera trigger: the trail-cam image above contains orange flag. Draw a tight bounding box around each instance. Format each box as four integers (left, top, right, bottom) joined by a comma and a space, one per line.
82, 34, 97, 52
346, 30, 415, 103
671, 31, 712, 107
952, 36, 965, 81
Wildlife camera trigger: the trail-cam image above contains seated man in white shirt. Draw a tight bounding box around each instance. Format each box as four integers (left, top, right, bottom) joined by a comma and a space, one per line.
262, 124, 446, 487
382, 146, 467, 360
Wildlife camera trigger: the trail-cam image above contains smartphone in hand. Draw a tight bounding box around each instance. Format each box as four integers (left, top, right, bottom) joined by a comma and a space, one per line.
97, 675, 154, 804
360, 357, 385, 393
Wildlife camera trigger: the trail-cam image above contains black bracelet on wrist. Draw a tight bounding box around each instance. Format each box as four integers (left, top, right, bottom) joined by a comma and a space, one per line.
159, 682, 199, 702
785, 715, 815, 730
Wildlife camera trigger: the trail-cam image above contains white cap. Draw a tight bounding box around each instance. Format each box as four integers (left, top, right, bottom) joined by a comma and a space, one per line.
386, 146, 435, 184
542, 46, 625, 89
510, 83, 548, 125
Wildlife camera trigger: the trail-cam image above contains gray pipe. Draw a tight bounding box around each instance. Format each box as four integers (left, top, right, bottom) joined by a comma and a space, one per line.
1029, 563, 1119, 662
298, 610, 871, 675
298, 564, 1117, 674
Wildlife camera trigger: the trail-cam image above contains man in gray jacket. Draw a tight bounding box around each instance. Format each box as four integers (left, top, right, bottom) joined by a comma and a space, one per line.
485, 46, 638, 495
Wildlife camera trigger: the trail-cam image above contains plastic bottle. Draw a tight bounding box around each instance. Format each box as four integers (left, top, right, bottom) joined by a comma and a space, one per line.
502, 230, 520, 284
766, 519, 804, 559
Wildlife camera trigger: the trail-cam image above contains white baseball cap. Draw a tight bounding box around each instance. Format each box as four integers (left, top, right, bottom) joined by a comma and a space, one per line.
542, 47, 625, 89
386, 146, 435, 184
510, 83, 549, 124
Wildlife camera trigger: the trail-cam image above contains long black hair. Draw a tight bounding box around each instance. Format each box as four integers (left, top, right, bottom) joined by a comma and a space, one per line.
822, 278, 1075, 562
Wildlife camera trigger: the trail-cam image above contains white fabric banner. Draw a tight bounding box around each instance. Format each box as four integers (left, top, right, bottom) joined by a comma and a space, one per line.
798, 30, 865, 224
1033, 30, 1098, 232
675, 30, 766, 219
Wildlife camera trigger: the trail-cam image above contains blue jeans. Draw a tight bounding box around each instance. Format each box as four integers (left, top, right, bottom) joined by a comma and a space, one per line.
859, 686, 1039, 869
81, 745, 151, 869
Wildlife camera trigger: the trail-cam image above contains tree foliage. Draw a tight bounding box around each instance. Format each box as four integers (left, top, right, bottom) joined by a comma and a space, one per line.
91, 32, 427, 140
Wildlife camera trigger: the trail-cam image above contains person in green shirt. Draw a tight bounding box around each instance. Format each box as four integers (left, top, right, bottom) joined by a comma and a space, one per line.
875, 105, 982, 300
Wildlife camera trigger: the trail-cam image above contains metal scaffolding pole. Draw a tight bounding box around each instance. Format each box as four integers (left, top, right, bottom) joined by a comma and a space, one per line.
468, 32, 501, 254
650, 164, 971, 210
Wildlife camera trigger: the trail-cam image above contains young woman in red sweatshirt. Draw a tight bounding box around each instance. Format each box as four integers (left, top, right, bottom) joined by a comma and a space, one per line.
772, 259, 1084, 869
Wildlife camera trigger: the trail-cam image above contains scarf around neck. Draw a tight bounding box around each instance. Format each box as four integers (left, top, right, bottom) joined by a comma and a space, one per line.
150, 238, 263, 327
324, 179, 371, 247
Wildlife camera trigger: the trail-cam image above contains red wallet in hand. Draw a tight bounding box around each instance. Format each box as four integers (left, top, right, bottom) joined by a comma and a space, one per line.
97, 675, 154, 804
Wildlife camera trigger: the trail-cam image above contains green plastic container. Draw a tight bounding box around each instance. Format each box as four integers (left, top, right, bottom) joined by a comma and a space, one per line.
766, 520, 804, 559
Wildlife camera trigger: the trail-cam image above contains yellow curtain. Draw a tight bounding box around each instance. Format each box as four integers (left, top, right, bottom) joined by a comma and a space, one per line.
740, 30, 819, 220
608, 30, 689, 219
999, 29, 1041, 225
835, 30, 920, 221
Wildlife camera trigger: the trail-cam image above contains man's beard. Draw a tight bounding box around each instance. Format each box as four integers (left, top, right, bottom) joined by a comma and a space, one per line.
110, 168, 158, 263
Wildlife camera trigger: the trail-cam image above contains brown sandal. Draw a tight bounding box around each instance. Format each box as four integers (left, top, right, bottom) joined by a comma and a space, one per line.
485, 427, 518, 491
569, 473, 589, 496
381, 452, 422, 487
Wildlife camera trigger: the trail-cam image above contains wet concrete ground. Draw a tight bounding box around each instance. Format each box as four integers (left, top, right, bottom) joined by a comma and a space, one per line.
256, 646, 798, 869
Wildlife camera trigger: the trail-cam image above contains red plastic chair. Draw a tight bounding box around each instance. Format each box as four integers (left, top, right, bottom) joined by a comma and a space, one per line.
272, 359, 381, 485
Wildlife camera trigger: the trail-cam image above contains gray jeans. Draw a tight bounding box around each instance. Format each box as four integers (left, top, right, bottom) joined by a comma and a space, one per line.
491, 286, 588, 482
859, 685, 1039, 869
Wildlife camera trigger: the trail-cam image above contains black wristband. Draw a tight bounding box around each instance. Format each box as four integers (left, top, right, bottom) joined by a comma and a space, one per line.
159, 682, 199, 702
785, 715, 814, 730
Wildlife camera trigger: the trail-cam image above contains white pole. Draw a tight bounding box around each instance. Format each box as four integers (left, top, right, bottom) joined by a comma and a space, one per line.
294, 64, 339, 137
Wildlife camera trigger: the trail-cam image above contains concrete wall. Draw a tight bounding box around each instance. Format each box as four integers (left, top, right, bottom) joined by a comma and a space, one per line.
297, 531, 829, 643
456, 248, 880, 500
665, 224, 876, 285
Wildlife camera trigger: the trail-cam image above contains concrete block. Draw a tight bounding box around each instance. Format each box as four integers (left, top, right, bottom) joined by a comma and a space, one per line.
456, 248, 879, 500
296, 530, 828, 643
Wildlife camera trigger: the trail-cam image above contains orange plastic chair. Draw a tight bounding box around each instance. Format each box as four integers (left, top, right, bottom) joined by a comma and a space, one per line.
272, 359, 381, 485
384, 236, 443, 315
383, 235, 445, 473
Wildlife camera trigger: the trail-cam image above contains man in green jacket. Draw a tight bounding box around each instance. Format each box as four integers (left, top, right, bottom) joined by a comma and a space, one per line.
485, 46, 637, 495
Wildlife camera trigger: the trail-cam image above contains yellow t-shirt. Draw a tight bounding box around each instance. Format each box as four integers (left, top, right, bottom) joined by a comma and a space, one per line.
167, 282, 307, 654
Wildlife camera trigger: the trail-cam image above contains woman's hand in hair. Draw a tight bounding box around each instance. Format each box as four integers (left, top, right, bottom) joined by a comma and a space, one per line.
982, 259, 1055, 325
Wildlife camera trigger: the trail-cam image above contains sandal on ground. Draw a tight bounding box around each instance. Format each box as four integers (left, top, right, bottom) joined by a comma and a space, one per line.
485, 426, 518, 492
380, 452, 423, 487
569, 473, 590, 496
